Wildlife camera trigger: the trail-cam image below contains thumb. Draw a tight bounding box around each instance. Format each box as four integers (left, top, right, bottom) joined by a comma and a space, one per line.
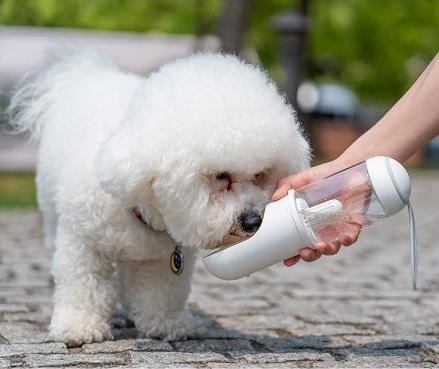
272, 171, 311, 201
271, 178, 293, 201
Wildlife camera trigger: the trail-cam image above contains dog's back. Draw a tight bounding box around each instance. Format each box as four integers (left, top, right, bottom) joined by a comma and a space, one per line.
8, 50, 143, 249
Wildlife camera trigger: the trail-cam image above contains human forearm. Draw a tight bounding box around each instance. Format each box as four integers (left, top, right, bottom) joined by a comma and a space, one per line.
340, 52, 439, 165
277, 52, 439, 268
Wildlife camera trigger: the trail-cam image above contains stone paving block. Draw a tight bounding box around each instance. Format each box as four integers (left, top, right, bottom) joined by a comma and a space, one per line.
335, 347, 431, 365
227, 350, 336, 365
119, 364, 200, 369
82, 338, 172, 354
341, 334, 439, 349
212, 313, 307, 334
2, 294, 53, 306
230, 322, 378, 337
192, 297, 273, 317
301, 324, 379, 336
172, 338, 255, 354
253, 334, 349, 351
207, 363, 333, 369
185, 325, 249, 340
23, 353, 126, 367
0, 304, 30, 313
130, 351, 229, 365
2, 311, 51, 325
0, 342, 68, 357
419, 343, 439, 363
0, 323, 49, 344
330, 358, 436, 368
0, 281, 50, 289
328, 348, 436, 368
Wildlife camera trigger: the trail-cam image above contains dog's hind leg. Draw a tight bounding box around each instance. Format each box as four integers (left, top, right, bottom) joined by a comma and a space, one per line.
49, 223, 117, 347
119, 250, 202, 340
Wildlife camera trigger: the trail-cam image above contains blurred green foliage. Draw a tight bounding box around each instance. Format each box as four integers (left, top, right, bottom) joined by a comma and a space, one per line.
0, 0, 222, 33
0, 173, 36, 208
308, 0, 439, 104
0, 0, 438, 105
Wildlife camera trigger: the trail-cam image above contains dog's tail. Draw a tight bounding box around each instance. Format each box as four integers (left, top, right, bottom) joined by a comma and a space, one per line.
6, 49, 117, 143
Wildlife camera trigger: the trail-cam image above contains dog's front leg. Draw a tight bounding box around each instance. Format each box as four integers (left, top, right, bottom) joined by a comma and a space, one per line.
49, 227, 117, 347
120, 250, 200, 340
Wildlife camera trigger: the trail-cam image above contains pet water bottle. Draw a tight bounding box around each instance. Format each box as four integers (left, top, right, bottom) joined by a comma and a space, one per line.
203, 156, 418, 289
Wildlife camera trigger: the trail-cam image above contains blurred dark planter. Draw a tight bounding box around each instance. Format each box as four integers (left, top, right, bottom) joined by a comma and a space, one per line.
310, 117, 424, 164
310, 117, 359, 160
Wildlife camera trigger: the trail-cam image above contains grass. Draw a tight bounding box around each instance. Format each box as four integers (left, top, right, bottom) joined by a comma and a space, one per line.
0, 173, 37, 208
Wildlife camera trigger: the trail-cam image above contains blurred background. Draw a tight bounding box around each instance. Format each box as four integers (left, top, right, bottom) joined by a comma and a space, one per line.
0, 0, 438, 208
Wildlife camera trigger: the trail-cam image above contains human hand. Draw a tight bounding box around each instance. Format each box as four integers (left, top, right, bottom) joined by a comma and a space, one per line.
272, 159, 360, 267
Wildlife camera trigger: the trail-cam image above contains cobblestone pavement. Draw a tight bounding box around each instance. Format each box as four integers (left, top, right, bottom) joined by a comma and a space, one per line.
1, 172, 439, 368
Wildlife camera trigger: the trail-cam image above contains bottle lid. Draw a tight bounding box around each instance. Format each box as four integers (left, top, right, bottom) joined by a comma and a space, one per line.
365, 156, 411, 216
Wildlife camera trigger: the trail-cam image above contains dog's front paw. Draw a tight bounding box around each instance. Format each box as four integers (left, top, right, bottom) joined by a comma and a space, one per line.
137, 309, 206, 341
50, 309, 112, 347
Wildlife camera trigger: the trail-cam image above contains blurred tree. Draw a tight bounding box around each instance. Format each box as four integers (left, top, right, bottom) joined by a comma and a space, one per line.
270, 0, 310, 108
0, 0, 438, 106
218, 0, 252, 54
307, 0, 439, 104
0, 0, 221, 34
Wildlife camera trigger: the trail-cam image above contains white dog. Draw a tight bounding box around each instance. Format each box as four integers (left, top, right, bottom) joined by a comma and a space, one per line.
9, 50, 310, 346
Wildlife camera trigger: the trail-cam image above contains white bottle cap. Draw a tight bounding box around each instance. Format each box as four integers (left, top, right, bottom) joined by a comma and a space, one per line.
365, 156, 411, 216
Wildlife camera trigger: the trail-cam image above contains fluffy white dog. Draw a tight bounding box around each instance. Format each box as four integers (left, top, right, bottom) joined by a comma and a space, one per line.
9, 51, 310, 346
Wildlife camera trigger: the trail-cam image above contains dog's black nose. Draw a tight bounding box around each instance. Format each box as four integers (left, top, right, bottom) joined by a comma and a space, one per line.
240, 213, 262, 233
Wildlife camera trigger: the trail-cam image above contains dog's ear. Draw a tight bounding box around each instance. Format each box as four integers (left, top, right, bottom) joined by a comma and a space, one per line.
95, 130, 158, 206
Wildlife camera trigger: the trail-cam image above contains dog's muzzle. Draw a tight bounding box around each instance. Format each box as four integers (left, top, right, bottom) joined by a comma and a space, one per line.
229, 211, 263, 238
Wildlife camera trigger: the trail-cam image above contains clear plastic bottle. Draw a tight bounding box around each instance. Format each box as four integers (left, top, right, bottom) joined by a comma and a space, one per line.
295, 161, 389, 244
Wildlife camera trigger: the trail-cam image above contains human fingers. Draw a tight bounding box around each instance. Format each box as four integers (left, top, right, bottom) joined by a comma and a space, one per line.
283, 255, 301, 267
271, 177, 294, 201
339, 230, 361, 246
324, 242, 341, 255
299, 247, 322, 262
272, 169, 315, 201
272, 161, 342, 201
314, 241, 341, 255
314, 241, 331, 253
271, 173, 311, 201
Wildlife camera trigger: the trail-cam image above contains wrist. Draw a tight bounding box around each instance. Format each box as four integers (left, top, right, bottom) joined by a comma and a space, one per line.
337, 148, 376, 168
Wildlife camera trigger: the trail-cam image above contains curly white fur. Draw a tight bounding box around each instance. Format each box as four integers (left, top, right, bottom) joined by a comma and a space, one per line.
9, 50, 310, 346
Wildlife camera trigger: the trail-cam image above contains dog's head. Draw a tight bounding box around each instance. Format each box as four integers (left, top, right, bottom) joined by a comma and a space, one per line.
96, 53, 310, 249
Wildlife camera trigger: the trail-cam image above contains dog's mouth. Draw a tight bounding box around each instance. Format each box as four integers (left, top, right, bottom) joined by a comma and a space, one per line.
214, 234, 248, 250
209, 209, 266, 249
212, 227, 254, 250
228, 222, 257, 239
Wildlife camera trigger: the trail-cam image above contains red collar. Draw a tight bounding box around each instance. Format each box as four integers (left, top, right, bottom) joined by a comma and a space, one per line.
132, 205, 184, 275
132, 206, 148, 226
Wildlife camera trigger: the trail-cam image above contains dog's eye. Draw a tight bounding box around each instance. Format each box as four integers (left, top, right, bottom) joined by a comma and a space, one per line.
214, 171, 232, 192
215, 171, 230, 181
254, 171, 267, 181
253, 171, 268, 187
